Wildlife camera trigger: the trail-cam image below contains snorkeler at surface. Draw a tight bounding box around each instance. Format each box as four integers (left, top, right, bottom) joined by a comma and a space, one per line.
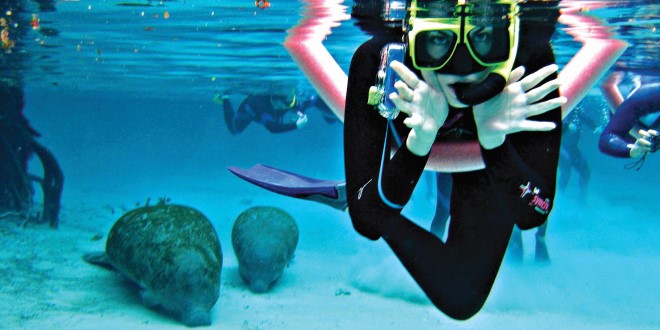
220, 92, 334, 135
343, 0, 564, 319
598, 71, 659, 162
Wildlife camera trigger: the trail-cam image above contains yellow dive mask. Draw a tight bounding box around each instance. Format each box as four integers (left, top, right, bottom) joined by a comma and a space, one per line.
406, 0, 520, 104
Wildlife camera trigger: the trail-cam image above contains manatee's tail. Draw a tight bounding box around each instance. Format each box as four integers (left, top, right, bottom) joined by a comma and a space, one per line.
228, 164, 347, 210
82, 252, 117, 272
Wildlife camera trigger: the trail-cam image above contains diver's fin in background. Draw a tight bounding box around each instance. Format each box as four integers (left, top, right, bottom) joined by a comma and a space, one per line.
228, 164, 347, 210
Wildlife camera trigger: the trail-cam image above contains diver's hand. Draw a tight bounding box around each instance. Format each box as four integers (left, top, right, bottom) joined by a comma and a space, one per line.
286, 111, 308, 128
473, 65, 567, 150
295, 112, 308, 129
388, 60, 448, 156
629, 129, 659, 157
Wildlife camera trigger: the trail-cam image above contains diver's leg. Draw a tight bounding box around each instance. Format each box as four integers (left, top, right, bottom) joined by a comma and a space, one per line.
557, 147, 571, 191
507, 226, 524, 263
535, 220, 550, 263
223, 99, 251, 135
376, 171, 514, 320
572, 148, 591, 200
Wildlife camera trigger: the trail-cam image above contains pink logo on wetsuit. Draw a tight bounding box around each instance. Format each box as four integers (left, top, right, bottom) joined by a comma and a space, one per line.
519, 181, 551, 215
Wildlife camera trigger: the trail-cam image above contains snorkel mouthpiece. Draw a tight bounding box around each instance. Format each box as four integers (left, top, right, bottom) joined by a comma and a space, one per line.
453, 72, 507, 105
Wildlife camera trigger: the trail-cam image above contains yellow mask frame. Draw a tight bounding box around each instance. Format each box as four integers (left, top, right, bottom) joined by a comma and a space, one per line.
406, 0, 520, 79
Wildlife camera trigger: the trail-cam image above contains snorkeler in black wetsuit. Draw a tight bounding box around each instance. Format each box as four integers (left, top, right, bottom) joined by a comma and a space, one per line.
344, 0, 564, 319
221, 93, 334, 135
222, 93, 307, 134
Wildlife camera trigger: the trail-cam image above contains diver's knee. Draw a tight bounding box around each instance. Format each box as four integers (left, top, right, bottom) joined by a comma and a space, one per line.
347, 199, 382, 241
424, 280, 490, 320
431, 296, 485, 321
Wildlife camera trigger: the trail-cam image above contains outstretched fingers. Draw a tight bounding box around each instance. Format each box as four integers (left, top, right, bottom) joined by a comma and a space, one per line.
519, 97, 566, 132
519, 64, 559, 92
527, 96, 567, 117
526, 79, 562, 104
520, 75, 566, 132
518, 119, 557, 132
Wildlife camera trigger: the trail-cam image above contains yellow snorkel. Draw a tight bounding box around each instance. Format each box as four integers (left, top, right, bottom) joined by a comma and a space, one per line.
406, 0, 520, 105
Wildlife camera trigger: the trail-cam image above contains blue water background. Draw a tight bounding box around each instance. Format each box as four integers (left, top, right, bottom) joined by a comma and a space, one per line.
6, 0, 660, 327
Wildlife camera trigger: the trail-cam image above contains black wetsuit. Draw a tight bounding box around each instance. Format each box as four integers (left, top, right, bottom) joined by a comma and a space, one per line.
343, 29, 562, 320
223, 95, 304, 134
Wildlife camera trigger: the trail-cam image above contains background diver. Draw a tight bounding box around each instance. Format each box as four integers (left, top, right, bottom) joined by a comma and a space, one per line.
218, 91, 335, 135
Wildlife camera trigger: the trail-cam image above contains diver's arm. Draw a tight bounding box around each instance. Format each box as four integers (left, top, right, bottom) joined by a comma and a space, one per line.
598, 100, 639, 158
345, 38, 429, 202
598, 131, 636, 158
345, 38, 427, 234
263, 115, 298, 133
264, 123, 297, 133
259, 100, 300, 133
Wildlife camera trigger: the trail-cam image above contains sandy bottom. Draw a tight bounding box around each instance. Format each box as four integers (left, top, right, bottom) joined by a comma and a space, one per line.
1, 167, 658, 330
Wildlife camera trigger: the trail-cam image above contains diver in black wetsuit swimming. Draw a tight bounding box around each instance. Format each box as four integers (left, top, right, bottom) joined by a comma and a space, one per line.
344, 0, 565, 319
221, 93, 308, 134
220, 92, 335, 135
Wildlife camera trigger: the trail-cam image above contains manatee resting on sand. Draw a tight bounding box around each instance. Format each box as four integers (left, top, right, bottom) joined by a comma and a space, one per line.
84, 204, 222, 327
231, 206, 299, 293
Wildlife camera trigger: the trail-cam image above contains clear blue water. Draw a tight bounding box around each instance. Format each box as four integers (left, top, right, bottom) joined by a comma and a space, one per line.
2, 0, 659, 328
19, 0, 659, 98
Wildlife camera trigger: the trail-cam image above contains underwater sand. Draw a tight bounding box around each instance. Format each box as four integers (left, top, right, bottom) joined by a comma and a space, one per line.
1, 181, 658, 329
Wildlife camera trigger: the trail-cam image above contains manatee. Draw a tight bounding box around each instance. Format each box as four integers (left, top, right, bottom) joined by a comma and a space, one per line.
84, 204, 222, 327
231, 206, 299, 293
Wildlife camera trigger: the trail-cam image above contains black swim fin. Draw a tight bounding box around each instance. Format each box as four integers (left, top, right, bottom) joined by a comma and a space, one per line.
228, 164, 348, 210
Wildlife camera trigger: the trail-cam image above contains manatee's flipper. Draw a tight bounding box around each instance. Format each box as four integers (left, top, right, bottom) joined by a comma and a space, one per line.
228, 164, 347, 210
82, 252, 118, 271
